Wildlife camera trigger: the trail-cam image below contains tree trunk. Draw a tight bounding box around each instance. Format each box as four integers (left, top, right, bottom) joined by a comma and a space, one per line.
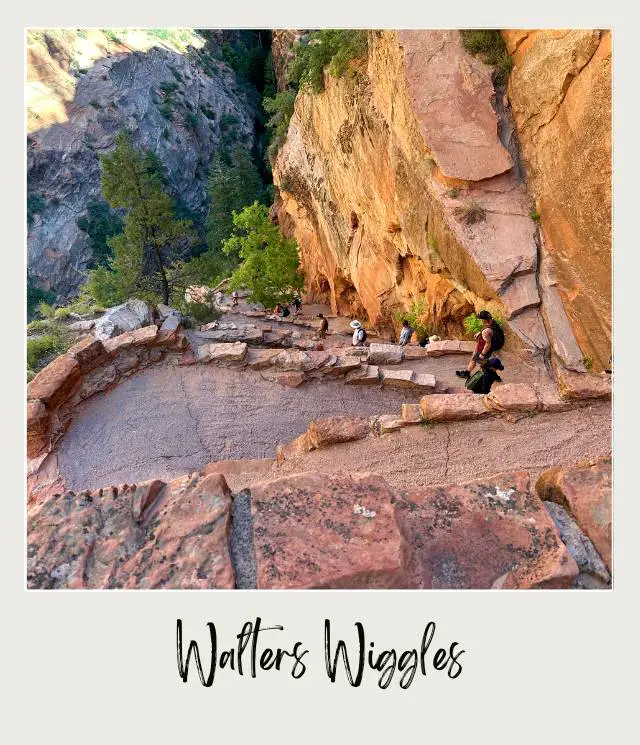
154, 246, 170, 305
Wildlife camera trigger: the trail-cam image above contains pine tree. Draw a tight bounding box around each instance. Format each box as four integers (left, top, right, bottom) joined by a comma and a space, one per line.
223, 202, 304, 308
90, 131, 196, 305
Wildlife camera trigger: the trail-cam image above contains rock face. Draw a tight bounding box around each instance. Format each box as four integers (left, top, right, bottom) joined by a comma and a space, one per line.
272, 30, 551, 355
27, 472, 235, 589
396, 471, 578, 588
27, 29, 257, 301
536, 457, 612, 571
504, 30, 611, 369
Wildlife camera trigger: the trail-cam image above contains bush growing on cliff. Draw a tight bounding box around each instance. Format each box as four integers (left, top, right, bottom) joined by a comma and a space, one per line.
289, 30, 368, 93
263, 89, 297, 163
76, 200, 124, 268
395, 299, 433, 343
223, 202, 304, 308
460, 30, 512, 82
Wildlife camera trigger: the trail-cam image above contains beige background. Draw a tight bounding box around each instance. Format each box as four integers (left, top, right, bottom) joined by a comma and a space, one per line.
7, 1, 635, 741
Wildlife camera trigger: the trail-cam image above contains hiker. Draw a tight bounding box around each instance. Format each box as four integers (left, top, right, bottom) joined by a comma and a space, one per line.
399, 320, 413, 346
231, 290, 239, 307
456, 310, 504, 380
292, 296, 302, 315
350, 319, 368, 346
317, 312, 329, 339
465, 357, 504, 394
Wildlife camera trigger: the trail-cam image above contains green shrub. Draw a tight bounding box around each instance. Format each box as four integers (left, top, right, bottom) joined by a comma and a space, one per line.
90, 100, 102, 109
27, 369, 36, 383
27, 334, 64, 371
53, 306, 73, 319
27, 195, 46, 227
289, 30, 368, 93
454, 200, 486, 225
463, 312, 505, 338
181, 301, 220, 324
36, 302, 56, 319
200, 104, 216, 120
184, 111, 199, 130
394, 299, 432, 343
263, 89, 297, 163
530, 209, 541, 221
582, 355, 594, 371
27, 319, 53, 334
460, 30, 513, 82
447, 187, 460, 198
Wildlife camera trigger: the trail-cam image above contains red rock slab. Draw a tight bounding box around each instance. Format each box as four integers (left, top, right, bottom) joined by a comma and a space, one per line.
27, 399, 50, 459
484, 383, 540, 413
103, 324, 158, 354
27, 354, 81, 409
66, 336, 109, 373
395, 471, 578, 589
426, 340, 477, 357
27, 452, 65, 506
420, 393, 490, 422
276, 432, 312, 462
307, 416, 371, 448
556, 367, 612, 401
398, 30, 513, 181
535, 458, 612, 570
250, 472, 409, 589
27, 473, 235, 589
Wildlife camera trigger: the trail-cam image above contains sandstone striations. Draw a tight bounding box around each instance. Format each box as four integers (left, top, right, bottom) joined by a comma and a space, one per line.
27, 29, 257, 301
272, 30, 550, 354
503, 29, 612, 369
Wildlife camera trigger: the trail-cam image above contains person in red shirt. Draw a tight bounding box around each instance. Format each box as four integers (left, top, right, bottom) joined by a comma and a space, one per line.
456, 310, 495, 380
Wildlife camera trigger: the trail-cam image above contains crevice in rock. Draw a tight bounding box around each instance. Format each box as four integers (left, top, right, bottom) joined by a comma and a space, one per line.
229, 489, 257, 589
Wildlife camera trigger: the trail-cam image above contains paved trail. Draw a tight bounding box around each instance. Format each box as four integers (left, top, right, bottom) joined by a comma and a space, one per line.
58, 361, 611, 493
58, 363, 423, 490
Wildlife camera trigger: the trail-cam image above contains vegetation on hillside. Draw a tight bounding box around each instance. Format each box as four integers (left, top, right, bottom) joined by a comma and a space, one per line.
223, 202, 304, 308
394, 299, 433, 343
289, 30, 368, 93
85, 131, 197, 307
76, 200, 124, 268
460, 30, 513, 82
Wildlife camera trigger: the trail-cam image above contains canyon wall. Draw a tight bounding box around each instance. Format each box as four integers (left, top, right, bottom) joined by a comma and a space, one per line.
272, 30, 611, 370
503, 29, 612, 369
27, 29, 258, 301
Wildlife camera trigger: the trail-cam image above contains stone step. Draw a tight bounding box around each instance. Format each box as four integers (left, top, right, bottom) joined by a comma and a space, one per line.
381, 368, 437, 390
344, 364, 381, 385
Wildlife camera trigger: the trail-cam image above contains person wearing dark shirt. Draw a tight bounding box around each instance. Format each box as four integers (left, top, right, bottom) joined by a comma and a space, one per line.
466, 357, 504, 394
317, 313, 329, 339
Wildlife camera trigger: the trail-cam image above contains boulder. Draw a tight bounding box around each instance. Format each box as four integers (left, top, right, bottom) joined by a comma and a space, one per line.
368, 343, 403, 365
27, 354, 80, 409
426, 340, 476, 357
159, 314, 181, 334
246, 349, 279, 370
484, 383, 540, 413
402, 346, 430, 360
68, 319, 95, 332
381, 368, 415, 388
156, 304, 180, 320
93, 299, 153, 341
543, 501, 610, 584
395, 471, 579, 589
27, 473, 235, 589
199, 325, 264, 344
196, 342, 248, 364
275, 371, 307, 387
536, 385, 576, 412
376, 415, 408, 433
536, 458, 612, 570
103, 325, 158, 354
249, 472, 409, 589
420, 393, 490, 422
66, 336, 108, 373
556, 368, 612, 401
307, 415, 371, 449
401, 403, 422, 422
344, 364, 381, 385
412, 372, 437, 390
321, 356, 362, 377
276, 433, 312, 462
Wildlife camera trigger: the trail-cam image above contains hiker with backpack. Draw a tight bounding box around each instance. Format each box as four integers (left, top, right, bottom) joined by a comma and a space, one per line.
456, 310, 505, 380
350, 320, 368, 346
465, 357, 504, 394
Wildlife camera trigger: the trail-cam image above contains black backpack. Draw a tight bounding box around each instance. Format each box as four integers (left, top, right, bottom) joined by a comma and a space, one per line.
281, 306, 290, 317
358, 328, 367, 343
490, 321, 505, 351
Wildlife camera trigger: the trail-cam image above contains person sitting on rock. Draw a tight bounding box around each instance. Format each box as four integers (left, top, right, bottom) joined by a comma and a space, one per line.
317, 313, 329, 339
456, 310, 497, 380
350, 319, 367, 346
399, 319, 413, 346
465, 357, 504, 394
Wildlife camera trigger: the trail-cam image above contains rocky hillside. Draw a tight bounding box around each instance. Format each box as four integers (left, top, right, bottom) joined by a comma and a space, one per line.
271, 30, 611, 370
27, 29, 260, 302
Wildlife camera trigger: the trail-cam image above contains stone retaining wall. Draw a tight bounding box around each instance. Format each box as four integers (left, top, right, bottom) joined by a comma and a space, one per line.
27, 324, 187, 464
